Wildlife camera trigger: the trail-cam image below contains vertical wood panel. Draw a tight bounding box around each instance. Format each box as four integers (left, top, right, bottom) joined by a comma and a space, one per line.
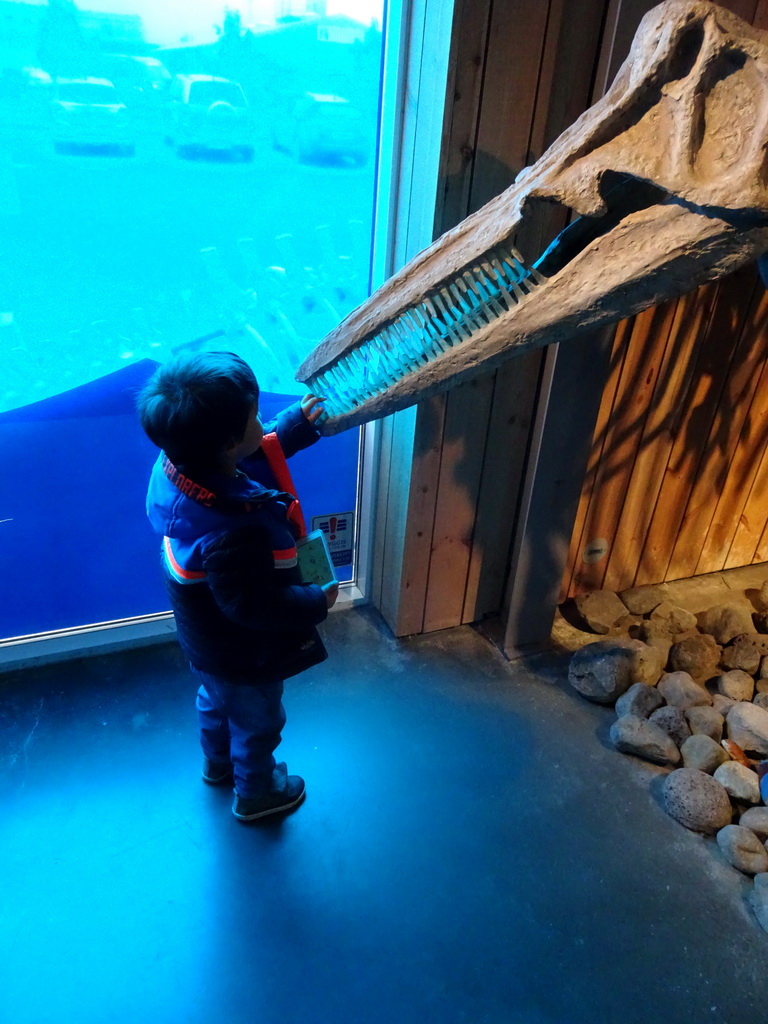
599, 300, 684, 593
690, 273, 768, 573
464, 352, 541, 621
559, 326, 628, 601
749, 444, 768, 565
664, 268, 759, 579
753, 0, 768, 29
471, 0, 550, 210
391, 397, 446, 635
433, 0, 492, 236
717, 364, 768, 570
423, 375, 495, 631
569, 309, 667, 593
633, 283, 723, 585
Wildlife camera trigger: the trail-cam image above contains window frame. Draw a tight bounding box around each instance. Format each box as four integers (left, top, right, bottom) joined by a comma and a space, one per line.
0, 0, 456, 670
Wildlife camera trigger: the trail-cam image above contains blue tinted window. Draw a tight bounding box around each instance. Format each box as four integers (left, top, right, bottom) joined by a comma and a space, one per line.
0, 0, 384, 640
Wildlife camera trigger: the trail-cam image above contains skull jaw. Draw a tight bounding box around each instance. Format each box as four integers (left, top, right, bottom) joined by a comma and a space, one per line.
310, 202, 768, 436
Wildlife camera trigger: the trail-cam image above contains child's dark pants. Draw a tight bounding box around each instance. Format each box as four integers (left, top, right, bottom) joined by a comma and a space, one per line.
192, 668, 286, 798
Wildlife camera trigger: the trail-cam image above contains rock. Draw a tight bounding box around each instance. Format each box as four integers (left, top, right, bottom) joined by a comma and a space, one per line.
740, 807, 768, 841
668, 634, 721, 680
712, 693, 737, 716
680, 734, 729, 773
645, 637, 672, 667
713, 761, 762, 804
714, 670, 755, 702
615, 613, 644, 634
619, 584, 666, 616
720, 644, 761, 675
657, 671, 712, 710
757, 670, 768, 688
730, 633, 768, 657
650, 601, 698, 635
716, 825, 768, 875
568, 640, 662, 705
574, 590, 629, 634
685, 706, 724, 743
754, 693, 768, 712
632, 620, 674, 643
698, 602, 757, 645
615, 682, 665, 719
610, 714, 681, 766
649, 706, 691, 747
754, 582, 768, 614
726, 703, 768, 756
751, 873, 768, 933
662, 768, 733, 834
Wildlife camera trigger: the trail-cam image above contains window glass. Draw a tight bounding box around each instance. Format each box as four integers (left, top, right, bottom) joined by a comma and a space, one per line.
0, 0, 385, 641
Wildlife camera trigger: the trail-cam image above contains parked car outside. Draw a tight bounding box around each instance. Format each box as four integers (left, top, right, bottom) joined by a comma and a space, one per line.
50, 77, 134, 155
98, 55, 171, 121
165, 75, 255, 161
272, 92, 369, 167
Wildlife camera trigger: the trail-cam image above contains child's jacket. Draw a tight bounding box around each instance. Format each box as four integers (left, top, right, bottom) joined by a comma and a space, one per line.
145, 402, 328, 683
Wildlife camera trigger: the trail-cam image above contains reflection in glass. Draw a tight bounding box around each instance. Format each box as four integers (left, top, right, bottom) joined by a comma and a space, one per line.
0, 0, 384, 637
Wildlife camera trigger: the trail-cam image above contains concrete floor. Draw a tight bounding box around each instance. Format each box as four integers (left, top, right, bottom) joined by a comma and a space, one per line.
2, 606, 767, 1024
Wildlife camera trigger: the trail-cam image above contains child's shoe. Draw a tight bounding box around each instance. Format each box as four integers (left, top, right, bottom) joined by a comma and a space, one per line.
202, 758, 233, 785
232, 762, 306, 821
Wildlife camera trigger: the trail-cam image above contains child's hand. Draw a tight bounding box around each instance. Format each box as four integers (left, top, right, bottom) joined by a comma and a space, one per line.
322, 581, 339, 609
301, 394, 326, 425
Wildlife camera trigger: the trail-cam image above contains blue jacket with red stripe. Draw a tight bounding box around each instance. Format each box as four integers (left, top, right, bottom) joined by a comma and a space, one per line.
145, 402, 328, 683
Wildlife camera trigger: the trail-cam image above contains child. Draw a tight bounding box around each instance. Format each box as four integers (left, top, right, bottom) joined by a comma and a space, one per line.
137, 351, 338, 821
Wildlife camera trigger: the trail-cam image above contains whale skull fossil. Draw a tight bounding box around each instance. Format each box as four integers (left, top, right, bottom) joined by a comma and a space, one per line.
296, 0, 768, 435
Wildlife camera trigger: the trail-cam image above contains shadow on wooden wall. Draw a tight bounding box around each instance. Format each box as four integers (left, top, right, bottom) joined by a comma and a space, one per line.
561, 264, 768, 600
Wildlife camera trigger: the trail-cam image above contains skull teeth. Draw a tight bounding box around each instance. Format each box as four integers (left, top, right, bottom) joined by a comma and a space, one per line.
308, 243, 544, 422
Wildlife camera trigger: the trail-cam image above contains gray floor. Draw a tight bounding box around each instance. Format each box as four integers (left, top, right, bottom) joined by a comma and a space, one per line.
2, 607, 767, 1024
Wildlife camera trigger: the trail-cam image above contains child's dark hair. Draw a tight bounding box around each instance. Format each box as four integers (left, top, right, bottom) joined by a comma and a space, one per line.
137, 351, 259, 469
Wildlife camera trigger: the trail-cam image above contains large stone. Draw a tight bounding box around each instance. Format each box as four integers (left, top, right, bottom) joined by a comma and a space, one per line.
668, 634, 721, 680
720, 644, 761, 675
650, 601, 697, 635
754, 582, 768, 614
610, 714, 681, 766
684, 706, 724, 743
649, 706, 691, 747
698, 602, 757, 645
615, 681, 665, 719
759, 659, 768, 682
751, 873, 768, 933
680, 734, 729, 773
730, 633, 768, 657
726, 703, 768, 756
632, 619, 673, 643
754, 693, 768, 712
716, 825, 768, 876
657, 671, 712, 710
619, 584, 666, 616
711, 693, 737, 716
574, 590, 629, 634
713, 762, 762, 804
663, 768, 733, 834
714, 670, 755, 702
739, 807, 768, 842
568, 640, 662, 704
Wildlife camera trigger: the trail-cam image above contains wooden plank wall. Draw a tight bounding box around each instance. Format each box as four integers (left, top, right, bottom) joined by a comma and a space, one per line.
381, 0, 768, 636
560, 0, 768, 601
385, 0, 611, 636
